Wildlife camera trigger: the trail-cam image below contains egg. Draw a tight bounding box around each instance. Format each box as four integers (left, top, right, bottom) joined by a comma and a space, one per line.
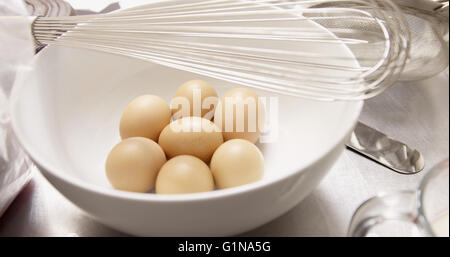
105, 137, 166, 192
120, 95, 171, 141
214, 88, 265, 144
158, 117, 223, 163
156, 155, 214, 194
171, 80, 218, 120
210, 139, 264, 189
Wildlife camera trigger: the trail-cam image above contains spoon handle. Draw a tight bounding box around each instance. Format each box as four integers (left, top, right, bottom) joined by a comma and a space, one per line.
346, 122, 425, 174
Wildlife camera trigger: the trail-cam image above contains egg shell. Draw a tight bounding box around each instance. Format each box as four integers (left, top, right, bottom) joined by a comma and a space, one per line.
105, 137, 166, 193
214, 88, 265, 144
156, 155, 214, 194
158, 117, 224, 163
210, 139, 264, 189
120, 95, 171, 141
171, 80, 218, 120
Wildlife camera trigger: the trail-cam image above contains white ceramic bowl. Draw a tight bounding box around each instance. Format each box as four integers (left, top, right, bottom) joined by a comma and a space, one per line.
10, 15, 362, 236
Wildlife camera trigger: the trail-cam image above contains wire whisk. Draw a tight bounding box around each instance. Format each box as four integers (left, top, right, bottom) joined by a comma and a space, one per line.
31, 0, 411, 101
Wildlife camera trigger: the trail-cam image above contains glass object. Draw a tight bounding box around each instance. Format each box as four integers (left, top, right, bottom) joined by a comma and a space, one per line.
0, 0, 36, 217
349, 158, 449, 237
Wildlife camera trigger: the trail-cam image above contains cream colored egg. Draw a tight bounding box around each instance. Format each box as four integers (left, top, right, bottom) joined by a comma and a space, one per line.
156, 155, 214, 194
120, 95, 171, 141
158, 117, 223, 163
210, 139, 264, 189
171, 80, 218, 120
214, 88, 265, 144
105, 137, 166, 193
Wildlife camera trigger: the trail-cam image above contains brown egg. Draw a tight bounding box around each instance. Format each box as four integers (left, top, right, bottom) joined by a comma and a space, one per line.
171, 80, 218, 120
105, 137, 166, 193
214, 88, 265, 144
156, 155, 214, 194
210, 139, 264, 189
120, 95, 171, 141
158, 117, 223, 163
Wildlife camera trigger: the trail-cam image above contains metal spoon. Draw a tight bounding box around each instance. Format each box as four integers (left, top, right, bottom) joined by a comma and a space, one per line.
346, 122, 425, 174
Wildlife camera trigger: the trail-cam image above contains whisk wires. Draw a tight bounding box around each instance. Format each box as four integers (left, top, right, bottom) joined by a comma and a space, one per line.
32, 0, 410, 100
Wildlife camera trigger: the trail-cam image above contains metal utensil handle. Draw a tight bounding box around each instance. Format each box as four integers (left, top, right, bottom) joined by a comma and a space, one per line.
346, 122, 425, 174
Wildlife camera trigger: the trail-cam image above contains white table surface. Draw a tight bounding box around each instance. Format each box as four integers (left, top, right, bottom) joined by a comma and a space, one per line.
0, 1, 448, 237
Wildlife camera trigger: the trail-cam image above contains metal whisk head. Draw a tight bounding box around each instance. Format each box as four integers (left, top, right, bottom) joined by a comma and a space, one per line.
32, 0, 410, 101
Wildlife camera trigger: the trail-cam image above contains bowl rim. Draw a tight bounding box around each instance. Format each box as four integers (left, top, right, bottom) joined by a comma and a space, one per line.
10, 45, 363, 202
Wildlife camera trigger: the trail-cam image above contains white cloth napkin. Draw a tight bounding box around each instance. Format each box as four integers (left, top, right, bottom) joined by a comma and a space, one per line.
0, 1, 36, 217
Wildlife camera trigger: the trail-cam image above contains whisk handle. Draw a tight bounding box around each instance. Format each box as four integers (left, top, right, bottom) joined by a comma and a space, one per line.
30, 16, 45, 48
